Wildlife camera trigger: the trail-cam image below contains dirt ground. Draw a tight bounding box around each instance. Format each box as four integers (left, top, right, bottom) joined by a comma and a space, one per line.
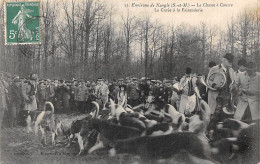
0, 114, 134, 164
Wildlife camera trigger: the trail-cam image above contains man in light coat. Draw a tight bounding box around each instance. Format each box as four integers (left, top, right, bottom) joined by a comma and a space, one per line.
21, 74, 38, 111
207, 53, 235, 115
178, 67, 201, 115
97, 78, 109, 105
234, 61, 260, 122
75, 80, 88, 113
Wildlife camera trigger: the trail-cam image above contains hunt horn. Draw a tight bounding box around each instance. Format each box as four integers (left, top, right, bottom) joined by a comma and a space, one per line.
205, 71, 226, 91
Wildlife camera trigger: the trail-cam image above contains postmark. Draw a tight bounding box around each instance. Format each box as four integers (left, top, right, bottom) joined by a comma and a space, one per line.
4, 1, 41, 45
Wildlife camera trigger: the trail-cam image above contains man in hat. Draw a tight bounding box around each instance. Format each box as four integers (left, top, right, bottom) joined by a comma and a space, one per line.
207, 53, 235, 115
139, 77, 150, 97
236, 58, 247, 74
118, 78, 124, 86
127, 78, 140, 107
45, 79, 55, 102
75, 80, 89, 113
36, 81, 47, 110
178, 67, 201, 115
21, 73, 38, 111
233, 61, 260, 122
97, 78, 109, 105
171, 77, 180, 109
233, 58, 247, 106
70, 79, 78, 111
89, 82, 96, 94
9, 77, 23, 127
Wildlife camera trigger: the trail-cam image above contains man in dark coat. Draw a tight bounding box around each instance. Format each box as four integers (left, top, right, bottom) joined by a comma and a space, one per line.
127, 78, 140, 107
45, 79, 55, 102
54, 80, 70, 113
139, 77, 150, 97
9, 77, 24, 127
70, 79, 78, 112
37, 81, 47, 110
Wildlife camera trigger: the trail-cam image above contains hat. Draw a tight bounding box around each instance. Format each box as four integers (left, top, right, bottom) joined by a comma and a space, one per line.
223, 53, 234, 63
13, 75, 19, 79
208, 61, 217, 68
246, 61, 257, 70
185, 67, 192, 74
157, 80, 162, 84
29, 73, 37, 80
39, 81, 45, 85
97, 78, 103, 81
164, 80, 171, 83
13, 78, 22, 83
119, 85, 127, 89
141, 77, 146, 81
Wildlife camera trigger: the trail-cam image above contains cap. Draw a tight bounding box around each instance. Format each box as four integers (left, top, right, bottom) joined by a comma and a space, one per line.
132, 77, 137, 81
223, 53, 234, 63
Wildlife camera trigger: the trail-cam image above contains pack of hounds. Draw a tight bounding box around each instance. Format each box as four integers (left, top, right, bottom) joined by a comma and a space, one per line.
18, 97, 259, 164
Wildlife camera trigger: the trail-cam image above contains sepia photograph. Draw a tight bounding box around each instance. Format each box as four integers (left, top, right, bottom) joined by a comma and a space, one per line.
0, 0, 259, 163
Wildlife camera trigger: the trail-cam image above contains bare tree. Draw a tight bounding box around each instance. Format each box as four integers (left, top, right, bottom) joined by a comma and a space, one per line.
121, 9, 138, 74
237, 11, 252, 57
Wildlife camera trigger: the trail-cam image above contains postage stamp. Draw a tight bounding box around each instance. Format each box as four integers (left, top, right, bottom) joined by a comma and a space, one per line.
4, 1, 41, 45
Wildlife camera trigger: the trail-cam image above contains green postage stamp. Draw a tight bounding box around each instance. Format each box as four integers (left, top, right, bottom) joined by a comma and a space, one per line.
4, 1, 41, 45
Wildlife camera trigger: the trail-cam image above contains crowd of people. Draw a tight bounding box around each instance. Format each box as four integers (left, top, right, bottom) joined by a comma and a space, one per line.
0, 72, 181, 128
0, 53, 259, 129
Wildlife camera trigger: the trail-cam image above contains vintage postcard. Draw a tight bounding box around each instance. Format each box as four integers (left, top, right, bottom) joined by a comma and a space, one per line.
0, 0, 259, 164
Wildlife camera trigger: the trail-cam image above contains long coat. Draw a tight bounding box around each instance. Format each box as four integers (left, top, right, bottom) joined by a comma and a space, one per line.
234, 72, 260, 121
9, 84, 24, 110
75, 85, 89, 102
21, 82, 37, 111
97, 84, 109, 104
